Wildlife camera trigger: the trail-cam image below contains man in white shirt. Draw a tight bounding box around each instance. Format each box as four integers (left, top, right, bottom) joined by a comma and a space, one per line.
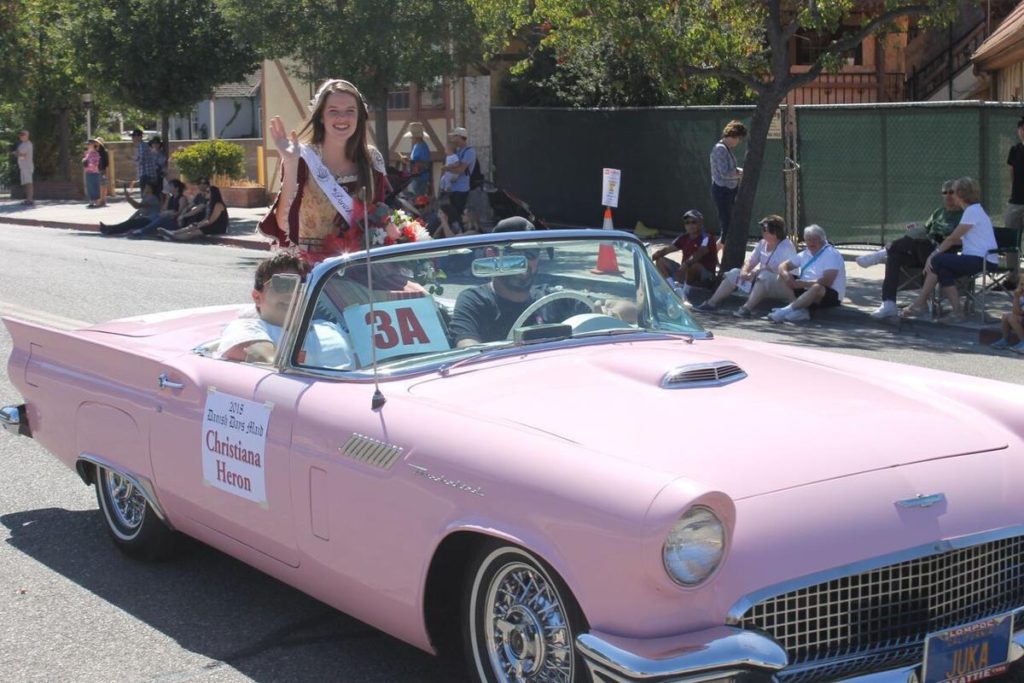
218, 253, 353, 368
767, 224, 846, 322
16, 130, 34, 205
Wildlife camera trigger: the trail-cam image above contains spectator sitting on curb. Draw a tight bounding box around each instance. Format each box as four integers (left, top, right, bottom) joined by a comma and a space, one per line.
989, 278, 1024, 353
99, 181, 161, 235
650, 209, 718, 302
766, 224, 846, 322
857, 179, 963, 319
158, 177, 229, 241
693, 214, 796, 315
127, 179, 194, 239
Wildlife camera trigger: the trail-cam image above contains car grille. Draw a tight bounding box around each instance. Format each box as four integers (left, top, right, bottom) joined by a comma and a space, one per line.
737, 535, 1024, 682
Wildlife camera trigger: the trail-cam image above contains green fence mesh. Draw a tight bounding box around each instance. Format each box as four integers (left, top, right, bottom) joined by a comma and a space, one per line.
491, 102, 1024, 244
491, 106, 784, 237
796, 103, 1022, 244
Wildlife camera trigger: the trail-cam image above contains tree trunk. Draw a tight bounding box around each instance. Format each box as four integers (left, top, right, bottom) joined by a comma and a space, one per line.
57, 108, 70, 181
373, 87, 389, 162
161, 115, 170, 147
722, 91, 786, 270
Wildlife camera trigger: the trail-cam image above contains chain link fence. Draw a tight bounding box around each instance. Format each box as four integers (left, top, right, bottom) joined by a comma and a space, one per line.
491, 102, 1024, 244
794, 101, 1022, 245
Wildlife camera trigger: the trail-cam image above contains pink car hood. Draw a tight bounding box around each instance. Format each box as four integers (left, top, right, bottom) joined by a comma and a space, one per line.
407, 337, 1007, 499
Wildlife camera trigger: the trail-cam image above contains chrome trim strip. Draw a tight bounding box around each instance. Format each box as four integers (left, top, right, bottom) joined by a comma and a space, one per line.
726, 524, 1024, 623
340, 433, 403, 470
1, 404, 27, 436
76, 453, 171, 525
576, 627, 786, 682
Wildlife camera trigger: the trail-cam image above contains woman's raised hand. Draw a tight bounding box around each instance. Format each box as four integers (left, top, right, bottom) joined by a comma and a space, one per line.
270, 116, 299, 163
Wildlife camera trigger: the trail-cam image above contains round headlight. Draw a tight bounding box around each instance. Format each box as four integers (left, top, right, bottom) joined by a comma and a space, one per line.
663, 506, 725, 586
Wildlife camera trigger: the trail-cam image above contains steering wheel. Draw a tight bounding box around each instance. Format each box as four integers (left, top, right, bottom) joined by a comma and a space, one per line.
507, 290, 599, 339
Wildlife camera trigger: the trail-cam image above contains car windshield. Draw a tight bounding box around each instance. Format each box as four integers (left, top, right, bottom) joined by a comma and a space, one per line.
291, 232, 705, 374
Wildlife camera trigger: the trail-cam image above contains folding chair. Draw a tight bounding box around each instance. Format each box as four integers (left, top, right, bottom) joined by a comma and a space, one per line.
967, 226, 1022, 322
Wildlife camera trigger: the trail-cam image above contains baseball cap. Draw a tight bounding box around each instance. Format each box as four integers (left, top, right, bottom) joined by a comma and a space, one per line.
683, 209, 704, 222
448, 126, 468, 139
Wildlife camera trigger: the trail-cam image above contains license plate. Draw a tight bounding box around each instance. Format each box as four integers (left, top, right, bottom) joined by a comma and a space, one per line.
921, 613, 1014, 683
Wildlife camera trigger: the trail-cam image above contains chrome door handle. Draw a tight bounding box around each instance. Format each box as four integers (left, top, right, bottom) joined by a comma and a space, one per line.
158, 373, 184, 390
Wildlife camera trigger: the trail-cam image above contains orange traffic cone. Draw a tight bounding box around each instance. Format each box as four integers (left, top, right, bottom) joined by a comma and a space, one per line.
592, 208, 623, 274
601, 207, 614, 230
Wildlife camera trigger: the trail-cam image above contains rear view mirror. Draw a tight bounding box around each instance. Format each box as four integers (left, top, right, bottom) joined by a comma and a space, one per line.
471, 255, 528, 277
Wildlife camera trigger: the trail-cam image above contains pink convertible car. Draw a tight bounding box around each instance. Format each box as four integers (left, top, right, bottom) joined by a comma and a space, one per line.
3, 229, 1023, 683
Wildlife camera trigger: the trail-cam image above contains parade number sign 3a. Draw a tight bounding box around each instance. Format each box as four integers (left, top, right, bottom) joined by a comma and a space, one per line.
343, 297, 450, 365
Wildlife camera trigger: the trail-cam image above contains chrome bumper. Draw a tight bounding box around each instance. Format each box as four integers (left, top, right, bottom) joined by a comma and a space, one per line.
576, 627, 785, 682
0, 404, 29, 437
577, 627, 1024, 683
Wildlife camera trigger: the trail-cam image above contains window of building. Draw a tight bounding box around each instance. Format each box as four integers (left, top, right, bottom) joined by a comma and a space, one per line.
388, 86, 411, 111
420, 78, 446, 109
794, 29, 864, 66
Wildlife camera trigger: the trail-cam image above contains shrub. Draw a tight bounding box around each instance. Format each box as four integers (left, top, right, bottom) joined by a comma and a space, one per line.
172, 140, 245, 182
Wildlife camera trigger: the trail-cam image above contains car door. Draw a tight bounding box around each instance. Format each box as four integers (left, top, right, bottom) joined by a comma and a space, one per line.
148, 353, 309, 568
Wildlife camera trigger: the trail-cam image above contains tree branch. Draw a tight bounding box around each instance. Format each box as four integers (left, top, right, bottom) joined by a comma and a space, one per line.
783, 61, 826, 91
823, 4, 933, 59
683, 64, 765, 93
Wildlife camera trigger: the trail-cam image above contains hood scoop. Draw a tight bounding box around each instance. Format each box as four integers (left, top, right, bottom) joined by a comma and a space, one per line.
662, 360, 746, 389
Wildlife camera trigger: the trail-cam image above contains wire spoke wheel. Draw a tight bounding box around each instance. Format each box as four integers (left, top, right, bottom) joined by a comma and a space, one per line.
102, 469, 147, 534
467, 544, 584, 683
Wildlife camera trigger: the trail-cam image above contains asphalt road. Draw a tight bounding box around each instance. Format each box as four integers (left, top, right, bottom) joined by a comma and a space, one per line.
0, 223, 1021, 682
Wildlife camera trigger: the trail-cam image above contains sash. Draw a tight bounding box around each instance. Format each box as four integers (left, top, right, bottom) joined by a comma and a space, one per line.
798, 244, 831, 279
299, 144, 355, 227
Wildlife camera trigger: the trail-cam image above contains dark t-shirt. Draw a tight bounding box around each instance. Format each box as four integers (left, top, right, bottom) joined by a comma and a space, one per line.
201, 186, 229, 235
672, 231, 719, 272
1007, 143, 1024, 204
451, 285, 535, 344
451, 284, 591, 344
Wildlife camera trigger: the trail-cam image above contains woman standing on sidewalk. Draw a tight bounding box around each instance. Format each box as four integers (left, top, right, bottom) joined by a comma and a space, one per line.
258, 79, 390, 263
82, 140, 102, 208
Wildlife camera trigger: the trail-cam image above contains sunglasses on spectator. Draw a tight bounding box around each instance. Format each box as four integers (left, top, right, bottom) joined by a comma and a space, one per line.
683, 219, 700, 224
941, 190, 955, 195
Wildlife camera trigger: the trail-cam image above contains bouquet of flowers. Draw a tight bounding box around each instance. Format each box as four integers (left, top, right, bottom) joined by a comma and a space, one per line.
320, 203, 431, 257
368, 206, 431, 247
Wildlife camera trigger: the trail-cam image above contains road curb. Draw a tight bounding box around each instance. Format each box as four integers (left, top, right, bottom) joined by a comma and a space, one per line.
2, 216, 271, 251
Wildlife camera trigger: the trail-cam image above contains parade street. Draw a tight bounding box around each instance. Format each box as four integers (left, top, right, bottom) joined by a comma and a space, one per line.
0, 222, 1022, 682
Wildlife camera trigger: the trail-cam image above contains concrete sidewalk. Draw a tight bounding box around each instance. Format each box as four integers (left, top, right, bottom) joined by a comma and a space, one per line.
0, 198, 272, 251
1, 199, 1009, 341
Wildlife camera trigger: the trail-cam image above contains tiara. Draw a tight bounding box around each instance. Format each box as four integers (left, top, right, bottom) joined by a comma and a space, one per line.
309, 79, 366, 112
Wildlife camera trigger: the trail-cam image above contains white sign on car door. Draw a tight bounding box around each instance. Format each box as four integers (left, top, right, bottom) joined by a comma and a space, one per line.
201, 389, 272, 505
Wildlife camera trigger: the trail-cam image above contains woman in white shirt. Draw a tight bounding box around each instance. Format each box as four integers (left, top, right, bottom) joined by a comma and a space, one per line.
693, 214, 796, 316
903, 177, 998, 322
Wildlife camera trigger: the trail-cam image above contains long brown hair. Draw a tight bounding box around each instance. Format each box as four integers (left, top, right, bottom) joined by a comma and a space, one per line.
300, 79, 377, 202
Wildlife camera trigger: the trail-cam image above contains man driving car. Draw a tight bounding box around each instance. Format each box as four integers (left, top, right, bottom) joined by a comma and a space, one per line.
450, 220, 545, 347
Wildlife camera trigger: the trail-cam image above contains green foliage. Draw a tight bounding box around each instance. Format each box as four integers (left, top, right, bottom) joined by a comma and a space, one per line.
218, 0, 484, 144
172, 140, 245, 182
73, 0, 257, 118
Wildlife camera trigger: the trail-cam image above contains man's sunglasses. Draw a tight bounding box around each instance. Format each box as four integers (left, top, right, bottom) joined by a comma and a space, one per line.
256, 273, 304, 293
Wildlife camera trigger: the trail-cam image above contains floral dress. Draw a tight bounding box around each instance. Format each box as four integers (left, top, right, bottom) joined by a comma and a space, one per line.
259, 146, 391, 263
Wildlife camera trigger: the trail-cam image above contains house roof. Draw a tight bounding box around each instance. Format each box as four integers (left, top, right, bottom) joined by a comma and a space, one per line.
973, 2, 1024, 71
212, 73, 261, 99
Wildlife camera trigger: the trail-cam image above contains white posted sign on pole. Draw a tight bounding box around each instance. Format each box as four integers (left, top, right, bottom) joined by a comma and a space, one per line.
601, 168, 621, 208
